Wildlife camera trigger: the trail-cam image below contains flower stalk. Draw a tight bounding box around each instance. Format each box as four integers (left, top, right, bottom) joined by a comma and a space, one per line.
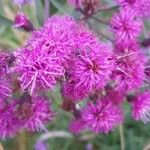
119, 124, 125, 150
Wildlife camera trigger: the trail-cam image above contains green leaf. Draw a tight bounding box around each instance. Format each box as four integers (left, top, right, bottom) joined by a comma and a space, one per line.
0, 15, 13, 27
50, 0, 69, 15
35, 0, 44, 26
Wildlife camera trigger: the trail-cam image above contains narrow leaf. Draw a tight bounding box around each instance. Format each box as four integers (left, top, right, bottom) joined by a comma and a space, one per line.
35, 0, 44, 26
0, 15, 13, 27
50, 0, 69, 15
44, 0, 50, 22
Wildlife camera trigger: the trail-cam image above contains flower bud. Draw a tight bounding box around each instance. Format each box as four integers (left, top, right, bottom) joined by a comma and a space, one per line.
14, 13, 34, 32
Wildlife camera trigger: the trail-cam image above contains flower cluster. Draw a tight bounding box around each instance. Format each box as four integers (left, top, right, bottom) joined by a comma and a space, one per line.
111, 8, 142, 46
0, 50, 53, 139
0, 0, 150, 140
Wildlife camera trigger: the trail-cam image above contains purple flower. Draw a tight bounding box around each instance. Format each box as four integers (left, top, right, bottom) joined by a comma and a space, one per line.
0, 79, 12, 100
116, 0, 150, 17
69, 118, 85, 134
14, 96, 53, 132
27, 15, 100, 70
25, 15, 106, 98
115, 41, 139, 53
61, 80, 89, 101
137, 0, 150, 17
116, 0, 140, 7
28, 16, 77, 68
112, 50, 145, 92
61, 40, 114, 101
13, 0, 32, 5
67, 44, 114, 100
14, 47, 64, 95
86, 143, 93, 150
14, 13, 34, 32
61, 42, 114, 101
106, 90, 125, 105
111, 8, 142, 45
0, 51, 14, 78
0, 100, 19, 139
82, 99, 123, 133
34, 141, 47, 150
131, 91, 150, 123
28, 15, 101, 71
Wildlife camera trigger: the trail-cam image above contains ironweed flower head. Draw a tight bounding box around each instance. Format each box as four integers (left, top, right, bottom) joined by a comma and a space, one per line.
111, 8, 142, 45
116, 0, 150, 17
112, 50, 145, 92
0, 100, 19, 139
14, 47, 64, 95
66, 44, 114, 100
14, 96, 53, 132
131, 92, 150, 123
28, 16, 77, 68
82, 99, 123, 133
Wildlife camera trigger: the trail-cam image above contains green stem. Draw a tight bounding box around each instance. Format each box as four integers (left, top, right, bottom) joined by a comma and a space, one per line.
91, 16, 111, 26
97, 5, 119, 12
119, 124, 125, 150
17, 131, 27, 150
88, 22, 113, 42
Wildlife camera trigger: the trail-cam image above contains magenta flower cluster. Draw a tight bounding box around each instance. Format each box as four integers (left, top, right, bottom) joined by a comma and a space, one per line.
0, 0, 150, 139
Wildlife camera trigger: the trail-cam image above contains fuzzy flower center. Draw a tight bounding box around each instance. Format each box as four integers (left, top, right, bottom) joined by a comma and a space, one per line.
31, 62, 46, 72
43, 41, 56, 54
95, 112, 105, 121
14, 102, 33, 120
86, 60, 100, 73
